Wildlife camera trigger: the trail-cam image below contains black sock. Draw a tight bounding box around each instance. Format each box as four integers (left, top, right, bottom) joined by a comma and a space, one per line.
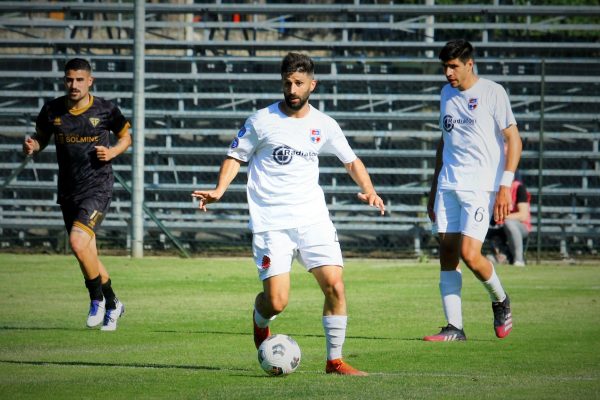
84, 275, 103, 302
102, 279, 118, 310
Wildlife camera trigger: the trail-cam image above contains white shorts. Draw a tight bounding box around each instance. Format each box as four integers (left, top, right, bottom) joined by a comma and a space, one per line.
252, 220, 344, 281
433, 189, 495, 242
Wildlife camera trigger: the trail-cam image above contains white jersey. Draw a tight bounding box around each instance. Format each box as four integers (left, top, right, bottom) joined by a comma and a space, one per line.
438, 77, 517, 191
227, 102, 357, 233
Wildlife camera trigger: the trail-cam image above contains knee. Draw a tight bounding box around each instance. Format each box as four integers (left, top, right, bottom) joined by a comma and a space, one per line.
440, 247, 460, 268
503, 220, 520, 236
69, 235, 88, 256
323, 279, 345, 302
460, 246, 480, 267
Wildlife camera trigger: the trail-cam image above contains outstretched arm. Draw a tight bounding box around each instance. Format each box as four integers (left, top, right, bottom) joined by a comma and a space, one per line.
192, 156, 242, 212
344, 157, 385, 215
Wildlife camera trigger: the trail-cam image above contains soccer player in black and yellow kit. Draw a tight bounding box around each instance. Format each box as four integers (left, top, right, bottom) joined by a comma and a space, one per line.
23, 58, 131, 331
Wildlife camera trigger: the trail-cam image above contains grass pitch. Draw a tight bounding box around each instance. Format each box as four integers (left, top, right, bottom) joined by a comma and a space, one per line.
0, 254, 598, 399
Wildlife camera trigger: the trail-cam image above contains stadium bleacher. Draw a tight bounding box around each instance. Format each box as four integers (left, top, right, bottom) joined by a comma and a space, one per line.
0, 2, 599, 258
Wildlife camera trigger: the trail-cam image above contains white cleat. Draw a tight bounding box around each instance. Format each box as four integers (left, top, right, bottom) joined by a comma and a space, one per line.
86, 299, 106, 328
100, 300, 125, 331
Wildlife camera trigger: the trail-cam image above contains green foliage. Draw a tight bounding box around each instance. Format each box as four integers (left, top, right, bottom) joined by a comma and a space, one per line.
0, 254, 599, 399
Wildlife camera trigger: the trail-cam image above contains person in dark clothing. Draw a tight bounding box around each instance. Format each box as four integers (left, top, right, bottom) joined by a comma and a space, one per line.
23, 58, 131, 330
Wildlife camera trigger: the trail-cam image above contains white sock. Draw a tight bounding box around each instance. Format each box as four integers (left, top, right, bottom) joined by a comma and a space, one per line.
482, 265, 507, 302
440, 270, 463, 329
323, 315, 347, 361
254, 307, 276, 328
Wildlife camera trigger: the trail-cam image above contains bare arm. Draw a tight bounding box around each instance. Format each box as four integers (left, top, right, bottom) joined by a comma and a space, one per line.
192, 156, 242, 211
494, 124, 522, 223
505, 202, 529, 223
344, 157, 385, 215
427, 136, 444, 223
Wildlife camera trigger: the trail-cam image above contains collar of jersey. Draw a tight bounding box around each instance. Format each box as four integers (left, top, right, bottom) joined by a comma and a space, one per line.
68, 95, 94, 116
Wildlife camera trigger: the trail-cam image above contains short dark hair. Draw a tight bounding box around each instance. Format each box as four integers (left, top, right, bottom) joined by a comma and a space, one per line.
64, 58, 92, 74
280, 52, 314, 77
438, 39, 474, 64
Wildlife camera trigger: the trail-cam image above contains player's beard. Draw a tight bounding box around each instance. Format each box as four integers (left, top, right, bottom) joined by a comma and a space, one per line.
284, 92, 310, 111
68, 90, 85, 102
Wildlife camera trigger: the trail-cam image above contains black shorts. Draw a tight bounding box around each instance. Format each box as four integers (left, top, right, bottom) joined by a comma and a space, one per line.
60, 196, 111, 237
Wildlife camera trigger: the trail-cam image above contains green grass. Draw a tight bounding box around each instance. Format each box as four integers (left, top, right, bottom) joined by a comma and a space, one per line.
0, 254, 599, 399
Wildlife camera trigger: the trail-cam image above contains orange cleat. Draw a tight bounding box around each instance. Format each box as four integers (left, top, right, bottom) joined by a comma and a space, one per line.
253, 310, 271, 349
325, 358, 368, 376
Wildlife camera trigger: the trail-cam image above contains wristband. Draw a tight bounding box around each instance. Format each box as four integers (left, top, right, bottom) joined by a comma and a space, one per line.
500, 170, 514, 187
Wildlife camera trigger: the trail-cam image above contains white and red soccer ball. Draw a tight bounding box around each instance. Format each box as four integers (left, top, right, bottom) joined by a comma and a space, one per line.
257, 334, 301, 376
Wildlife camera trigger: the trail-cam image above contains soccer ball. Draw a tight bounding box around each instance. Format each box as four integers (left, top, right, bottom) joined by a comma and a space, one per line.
257, 334, 301, 376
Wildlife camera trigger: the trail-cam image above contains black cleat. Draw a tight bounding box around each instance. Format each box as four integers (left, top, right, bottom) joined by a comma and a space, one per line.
492, 294, 513, 339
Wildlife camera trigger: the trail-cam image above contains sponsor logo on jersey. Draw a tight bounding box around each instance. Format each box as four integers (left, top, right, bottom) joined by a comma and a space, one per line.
56, 134, 100, 144
231, 137, 239, 149
272, 145, 318, 165
310, 129, 321, 143
237, 126, 247, 138
89, 117, 100, 127
468, 98, 478, 110
443, 114, 475, 133
53, 117, 61, 126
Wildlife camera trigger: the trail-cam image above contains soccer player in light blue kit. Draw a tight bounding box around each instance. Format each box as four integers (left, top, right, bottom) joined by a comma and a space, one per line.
193, 52, 385, 375
425, 39, 521, 341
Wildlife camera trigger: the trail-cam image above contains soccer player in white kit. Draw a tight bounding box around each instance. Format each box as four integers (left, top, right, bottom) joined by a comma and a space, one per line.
192, 52, 385, 375
425, 39, 521, 341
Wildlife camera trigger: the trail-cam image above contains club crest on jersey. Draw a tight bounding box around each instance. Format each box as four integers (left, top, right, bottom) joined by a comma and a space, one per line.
89, 117, 100, 127
53, 117, 61, 126
468, 98, 478, 111
310, 129, 321, 143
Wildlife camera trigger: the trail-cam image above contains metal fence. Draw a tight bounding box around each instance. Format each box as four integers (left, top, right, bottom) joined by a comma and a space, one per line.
0, 1, 599, 259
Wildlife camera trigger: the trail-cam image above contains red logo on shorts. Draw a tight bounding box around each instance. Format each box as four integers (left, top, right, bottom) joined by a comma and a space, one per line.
261, 255, 271, 269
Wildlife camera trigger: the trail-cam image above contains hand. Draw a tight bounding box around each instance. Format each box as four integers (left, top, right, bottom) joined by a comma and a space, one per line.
192, 189, 223, 212
357, 192, 385, 215
94, 146, 114, 161
494, 186, 512, 223
427, 198, 436, 223
23, 136, 38, 155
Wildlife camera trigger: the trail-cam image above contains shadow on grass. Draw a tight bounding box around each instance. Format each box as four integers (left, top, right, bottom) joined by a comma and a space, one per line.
0, 359, 252, 373
0, 326, 490, 341
154, 329, 399, 341
0, 325, 83, 332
